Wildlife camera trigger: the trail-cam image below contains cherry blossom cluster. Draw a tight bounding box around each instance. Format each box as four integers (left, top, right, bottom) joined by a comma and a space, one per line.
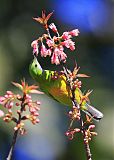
65, 89, 95, 141
0, 80, 42, 134
31, 11, 79, 65
68, 106, 80, 121
84, 124, 97, 144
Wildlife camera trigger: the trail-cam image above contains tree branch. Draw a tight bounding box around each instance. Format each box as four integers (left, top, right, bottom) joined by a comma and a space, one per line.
6, 94, 26, 160
62, 64, 92, 160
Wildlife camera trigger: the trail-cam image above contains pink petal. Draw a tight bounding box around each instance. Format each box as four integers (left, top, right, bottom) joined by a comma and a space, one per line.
0, 110, 4, 117
69, 29, 80, 36
62, 32, 71, 40
49, 23, 58, 33
46, 39, 54, 47
40, 44, 47, 57
51, 52, 60, 65
31, 40, 39, 56
0, 96, 5, 102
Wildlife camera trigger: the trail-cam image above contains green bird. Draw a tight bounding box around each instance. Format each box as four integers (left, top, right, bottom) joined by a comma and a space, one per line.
29, 57, 103, 120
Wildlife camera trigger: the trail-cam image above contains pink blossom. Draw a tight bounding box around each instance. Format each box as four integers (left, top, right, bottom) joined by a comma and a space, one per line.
46, 39, 54, 47
33, 112, 39, 116
69, 43, 75, 50
40, 44, 47, 57
49, 23, 58, 33
61, 39, 75, 51
4, 94, 8, 98
0, 110, 4, 117
35, 118, 40, 123
58, 46, 67, 61
62, 32, 71, 40
5, 101, 14, 109
51, 51, 60, 65
0, 92, 15, 109
60, 52, 67, 61
29, 107, 37, 113
59, 45, 64, 51
69, 29, 79, 36
0, 96, 5, 103
46, 49, 52, 56
31, 40, 39, 56
41, 44, 52, 57
51, 47, 67, 65
89, 125, 95, 130
6, 91, 13, 95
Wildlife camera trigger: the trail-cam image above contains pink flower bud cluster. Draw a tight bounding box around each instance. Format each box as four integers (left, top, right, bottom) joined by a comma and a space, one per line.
84, 124, 97, 144
3, 110, 13, 122
73, 79, 82, 89
24, 94, 40, 124
0, 91, 16, 109
0, 81, 41, 134
49, 23, 58, 33
65, 128, 80, 140
31, 22, 79, 65
68, 106, 80, 121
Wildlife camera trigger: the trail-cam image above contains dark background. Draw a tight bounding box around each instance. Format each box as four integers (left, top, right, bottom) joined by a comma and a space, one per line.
0, 0, 113, 159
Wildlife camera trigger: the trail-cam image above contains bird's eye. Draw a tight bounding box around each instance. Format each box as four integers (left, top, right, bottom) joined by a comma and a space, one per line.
35, 64, 37, 67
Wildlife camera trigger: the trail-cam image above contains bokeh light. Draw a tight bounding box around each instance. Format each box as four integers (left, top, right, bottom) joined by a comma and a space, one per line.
51, 0, 109, 33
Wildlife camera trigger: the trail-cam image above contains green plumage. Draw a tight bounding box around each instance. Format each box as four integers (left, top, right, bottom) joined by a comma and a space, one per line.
29, 57, 103, 120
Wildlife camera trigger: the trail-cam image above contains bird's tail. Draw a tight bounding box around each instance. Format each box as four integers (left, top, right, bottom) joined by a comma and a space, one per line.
83, 103, 103, 121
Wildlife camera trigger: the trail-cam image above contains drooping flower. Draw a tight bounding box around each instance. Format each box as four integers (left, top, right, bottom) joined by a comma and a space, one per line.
46, 39, 54, 47
58, 45, 67, 61
40, 44, 48, 57
62, 32, 71, 40
31, 40, 39, 56
51, 50, 60, 65
69, 29, 80, 36
51, 46, 67, 65
61, 39, 75, 51
49, 23, 58, 33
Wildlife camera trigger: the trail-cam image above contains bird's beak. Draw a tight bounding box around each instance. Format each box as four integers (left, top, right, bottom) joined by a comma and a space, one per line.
33, 55, 38, 62
33, 54, 37, 59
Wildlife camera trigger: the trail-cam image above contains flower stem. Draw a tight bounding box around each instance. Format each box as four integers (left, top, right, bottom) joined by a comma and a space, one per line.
80, 115, 92, 160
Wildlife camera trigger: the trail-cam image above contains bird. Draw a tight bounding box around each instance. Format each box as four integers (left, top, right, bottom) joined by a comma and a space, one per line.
29, 57, 103, 120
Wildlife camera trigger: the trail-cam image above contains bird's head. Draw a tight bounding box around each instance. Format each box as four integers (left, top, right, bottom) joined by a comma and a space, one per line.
29, 56, 43, 78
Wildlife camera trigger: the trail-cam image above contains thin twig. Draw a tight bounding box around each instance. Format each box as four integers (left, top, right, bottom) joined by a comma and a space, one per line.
62, 64, 92, 160
80, 113, 92, 160
6, 130, 19, 160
